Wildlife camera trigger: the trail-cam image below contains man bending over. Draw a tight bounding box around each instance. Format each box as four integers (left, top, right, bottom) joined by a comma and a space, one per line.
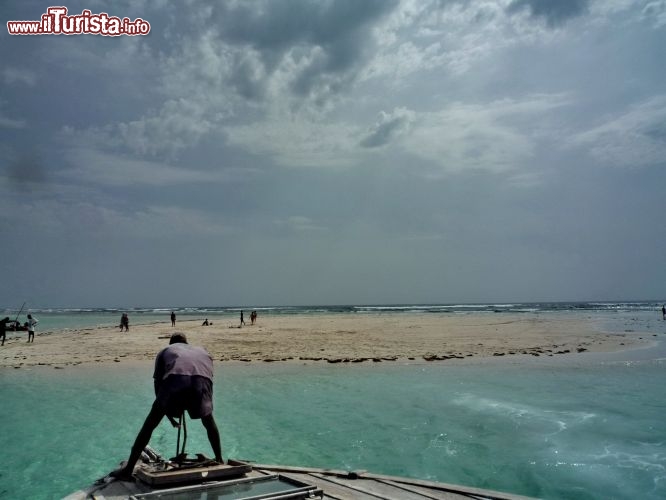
112, 332, 223, 480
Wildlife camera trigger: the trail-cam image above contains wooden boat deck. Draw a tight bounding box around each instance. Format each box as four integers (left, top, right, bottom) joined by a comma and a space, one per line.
67, 460, 537, 500
249, 463, 537, 500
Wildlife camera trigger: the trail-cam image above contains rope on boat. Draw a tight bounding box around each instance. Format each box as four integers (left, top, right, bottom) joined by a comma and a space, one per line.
175, 411, 188, 459
170, 412, 216, 468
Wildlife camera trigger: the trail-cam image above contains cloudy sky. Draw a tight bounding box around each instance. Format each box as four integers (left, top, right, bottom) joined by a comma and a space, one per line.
1, 0, 665, 308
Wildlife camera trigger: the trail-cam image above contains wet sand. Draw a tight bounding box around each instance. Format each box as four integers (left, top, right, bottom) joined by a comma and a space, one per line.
0, 313, 650, 369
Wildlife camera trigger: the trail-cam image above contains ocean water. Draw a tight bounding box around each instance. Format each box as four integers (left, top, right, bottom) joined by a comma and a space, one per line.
2, 300, 664, 333
1, 303, 665, 499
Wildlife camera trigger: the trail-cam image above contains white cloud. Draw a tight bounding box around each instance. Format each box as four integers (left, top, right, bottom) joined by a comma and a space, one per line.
225, 112, 362, 167
365, 0, 556, 81
360, 107, 415, 148
160, 30, 238, 106
0, 195, 229, 240
0, 115, 25, 129
60, 96, 222, 159
571, 95, 666, 167
642, 0, 666, 27
405, 110, 531, 172
116, 99, 216, 156
3, 67, 36, 87
105, 204, 231, 238
274, 215, 326, 232
60, 148, 231, 186
401, 94, 569, 172
0, 101, 26, 129
225, 94, 570, 173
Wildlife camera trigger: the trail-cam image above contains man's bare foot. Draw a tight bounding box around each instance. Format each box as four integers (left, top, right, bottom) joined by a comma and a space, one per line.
109, 467, 134, 481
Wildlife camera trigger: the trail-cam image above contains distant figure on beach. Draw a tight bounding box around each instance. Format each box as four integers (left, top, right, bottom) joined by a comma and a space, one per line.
120, 313, 129, 332
250, 311, 257, 325
202, 318, 209, 326
662, 305, 665, 320
0, 317, 10, 346
26, 314, 37, 343
110, 332, 223, 480
171, 311, 176, 327
240, 310, 245, 327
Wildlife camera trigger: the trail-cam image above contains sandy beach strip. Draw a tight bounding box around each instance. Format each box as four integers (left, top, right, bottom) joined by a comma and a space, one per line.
0, 312, 653, 369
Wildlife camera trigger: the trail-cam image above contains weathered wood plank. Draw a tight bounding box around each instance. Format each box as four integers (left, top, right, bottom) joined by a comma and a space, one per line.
251, 464, 536, 500
366, 473, 536, 500
278, 471, 387, 500
338, 477, 463, 500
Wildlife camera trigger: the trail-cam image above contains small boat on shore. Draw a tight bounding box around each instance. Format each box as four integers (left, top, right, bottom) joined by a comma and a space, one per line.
7, 320, 27, 331
65, 446, 536, 500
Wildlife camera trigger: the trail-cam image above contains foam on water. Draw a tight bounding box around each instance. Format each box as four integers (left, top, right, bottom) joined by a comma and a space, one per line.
451, 393, 597, 436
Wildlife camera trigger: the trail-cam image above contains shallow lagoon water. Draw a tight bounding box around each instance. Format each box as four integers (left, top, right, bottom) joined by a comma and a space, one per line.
1, 347, 665, 500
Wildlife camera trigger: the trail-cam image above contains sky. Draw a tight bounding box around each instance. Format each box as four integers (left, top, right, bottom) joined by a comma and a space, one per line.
1, 0, 665, 308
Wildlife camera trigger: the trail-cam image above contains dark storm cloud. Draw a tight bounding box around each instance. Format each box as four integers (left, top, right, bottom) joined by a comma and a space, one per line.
210, 0, 398, 101
360, 109, 413, 148
642, 120, 666, 142
215, 0, 395, 51
4, 152, 47, 185
507, 0, 589, 27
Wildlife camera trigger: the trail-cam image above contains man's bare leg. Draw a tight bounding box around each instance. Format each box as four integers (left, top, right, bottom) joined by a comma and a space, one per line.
201, 414, 223, 463
111, 401, 165, 480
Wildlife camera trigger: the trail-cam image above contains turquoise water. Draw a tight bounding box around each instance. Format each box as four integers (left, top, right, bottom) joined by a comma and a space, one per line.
1, 351, 665, 500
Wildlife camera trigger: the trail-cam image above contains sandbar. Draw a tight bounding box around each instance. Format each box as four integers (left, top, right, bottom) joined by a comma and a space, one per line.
0, 312, 652, 369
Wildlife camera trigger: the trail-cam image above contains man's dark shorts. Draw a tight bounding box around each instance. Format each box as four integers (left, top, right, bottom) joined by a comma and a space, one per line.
156, 375, 213, 419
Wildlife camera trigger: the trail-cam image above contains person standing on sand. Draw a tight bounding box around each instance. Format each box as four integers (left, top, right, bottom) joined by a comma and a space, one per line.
0, 317, 10, 346
120, 313, 129, 332
240, 310, 245, 327
111, 333, 223, 481
171, 311, 176, 327
26, 314, 37, 343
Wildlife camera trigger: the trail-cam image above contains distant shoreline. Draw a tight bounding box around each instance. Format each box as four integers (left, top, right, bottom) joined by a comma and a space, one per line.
0, 312, 654, 370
